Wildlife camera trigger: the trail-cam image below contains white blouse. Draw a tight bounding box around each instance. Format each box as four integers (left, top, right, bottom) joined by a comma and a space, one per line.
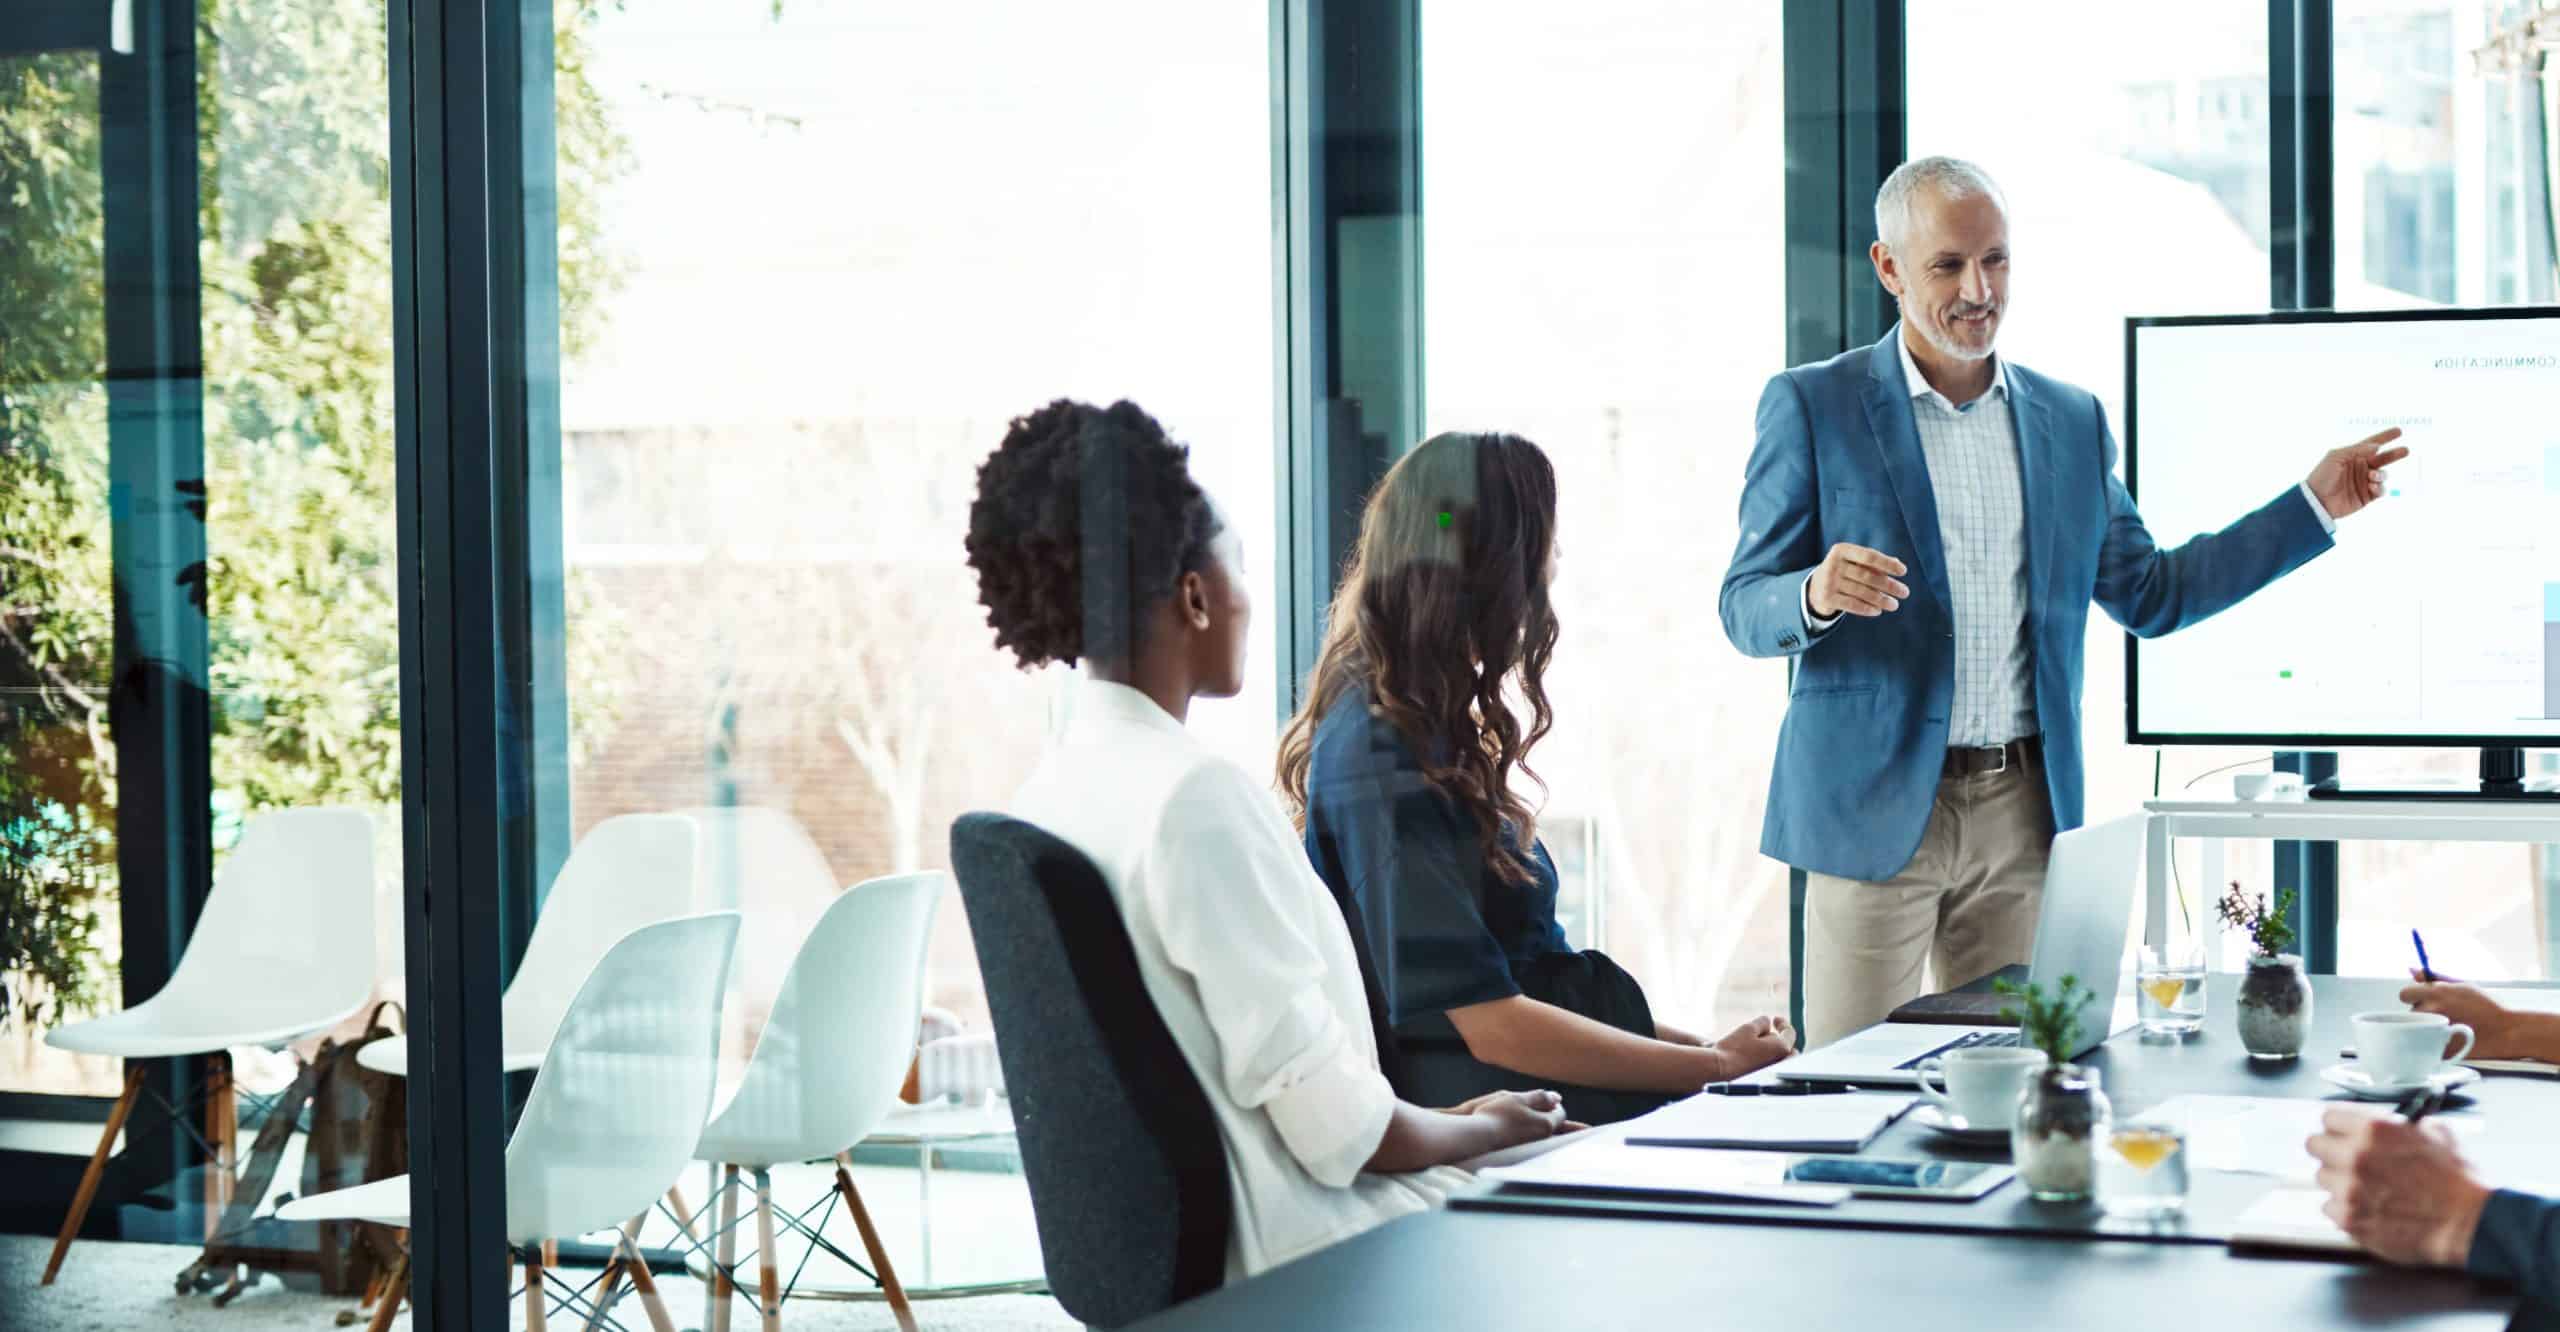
1010, 678, 1468, 1278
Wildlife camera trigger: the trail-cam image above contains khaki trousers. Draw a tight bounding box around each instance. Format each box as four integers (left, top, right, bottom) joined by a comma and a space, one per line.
1802, 755, 2056, 1051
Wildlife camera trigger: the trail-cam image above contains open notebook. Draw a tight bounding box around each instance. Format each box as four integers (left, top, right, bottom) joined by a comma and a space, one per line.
1615, 1091, 1917, 1153
1480, 1139, 1851, 1206
1459, 1091, 1914, 1171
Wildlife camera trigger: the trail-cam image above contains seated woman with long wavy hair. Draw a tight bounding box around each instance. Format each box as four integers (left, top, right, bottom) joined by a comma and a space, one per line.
1278, 431, 1795, 1125
969, 401, 1570, 1279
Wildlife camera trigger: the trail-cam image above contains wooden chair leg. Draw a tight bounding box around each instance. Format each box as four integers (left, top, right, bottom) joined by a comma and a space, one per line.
364, 1251, 411, 1332
709, 1165, 740, 1332
525, 1245, 548, 1332
42, 1066, 145, 1284
753, 1168, 781, 1332
617, 1224, 680, 1332
204, 1054, 235, 1242
833, 1154, 915, 1332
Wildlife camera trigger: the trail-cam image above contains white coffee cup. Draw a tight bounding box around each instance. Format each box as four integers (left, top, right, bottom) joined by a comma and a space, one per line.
2354, 1011, 2475, 1086
1914, 1046, 2047, 1128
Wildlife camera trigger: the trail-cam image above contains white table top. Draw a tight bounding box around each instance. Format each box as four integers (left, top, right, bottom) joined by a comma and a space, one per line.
2142, 797, 2560, 841
2145, 796, 2560, 819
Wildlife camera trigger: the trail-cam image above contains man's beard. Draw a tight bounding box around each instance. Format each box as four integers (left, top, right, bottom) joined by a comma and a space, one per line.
1908, 298, 2000, 363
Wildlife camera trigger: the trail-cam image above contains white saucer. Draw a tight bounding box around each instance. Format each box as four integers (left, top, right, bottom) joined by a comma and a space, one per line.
1912, 1104, 2011, 1144
2320, 1063, 2481, 1101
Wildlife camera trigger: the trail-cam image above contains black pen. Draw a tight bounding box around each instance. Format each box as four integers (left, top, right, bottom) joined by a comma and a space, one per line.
2398, 1086, 2446, 1123
1740, 1075, 1863, 1096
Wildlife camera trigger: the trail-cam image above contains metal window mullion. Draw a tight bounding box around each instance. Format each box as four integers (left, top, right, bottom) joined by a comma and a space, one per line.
392, 0, 525, 1324
1273, 0, 1418, 715
99, 0, 213, 1234
1781, 0, 1905, 1037
2268, 2, 2340, 975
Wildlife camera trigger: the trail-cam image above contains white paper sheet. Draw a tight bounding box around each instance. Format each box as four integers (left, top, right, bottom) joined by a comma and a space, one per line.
2228, 1187, 2358, 1254
1613, 1091, 1917, 1152
2157, 1094, 2488, 1185
1482, 1138, 1851, 1205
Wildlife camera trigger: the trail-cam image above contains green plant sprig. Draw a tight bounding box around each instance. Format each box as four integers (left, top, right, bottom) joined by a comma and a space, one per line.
1994, 973, 2095, 1065
2215, 881, 2299, 959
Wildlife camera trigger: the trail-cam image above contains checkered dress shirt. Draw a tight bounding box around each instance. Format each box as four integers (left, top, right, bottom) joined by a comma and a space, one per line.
1800, 336, 2035, 748
1898, 340, 2037, 747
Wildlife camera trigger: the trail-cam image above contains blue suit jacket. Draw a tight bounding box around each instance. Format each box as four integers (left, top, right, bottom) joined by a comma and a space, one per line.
1717, 329, 2333, 882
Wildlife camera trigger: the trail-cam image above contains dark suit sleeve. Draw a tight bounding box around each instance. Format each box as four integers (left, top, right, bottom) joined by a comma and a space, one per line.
2469, 1189, 2560, 1307
1719, 373, 1827, 659
2089, 396, 2333, 639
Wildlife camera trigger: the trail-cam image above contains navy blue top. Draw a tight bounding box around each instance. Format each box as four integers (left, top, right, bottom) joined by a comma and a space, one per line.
1300, 688, 1572, 1029
2471, 1188, 2560, 1309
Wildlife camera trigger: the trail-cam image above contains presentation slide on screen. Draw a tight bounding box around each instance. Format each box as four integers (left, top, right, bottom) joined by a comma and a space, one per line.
2129, 315, 2560, 740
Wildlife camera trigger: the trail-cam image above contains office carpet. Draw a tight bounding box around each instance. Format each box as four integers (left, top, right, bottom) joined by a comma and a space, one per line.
0, 1234, 1080, 1331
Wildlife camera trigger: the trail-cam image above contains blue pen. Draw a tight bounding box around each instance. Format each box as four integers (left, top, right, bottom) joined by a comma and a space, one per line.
2413, 929, 2435, 984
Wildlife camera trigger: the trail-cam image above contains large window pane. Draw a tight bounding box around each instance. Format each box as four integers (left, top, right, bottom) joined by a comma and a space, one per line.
2, 48, 118, 1099
548, 2, 1274, 1301
2338, 0, 2558, 307
1423, 0, 1790, 1024
1909, 0, 2279, 958
2330, 0, 2560, 980
6, 0, 409, 1316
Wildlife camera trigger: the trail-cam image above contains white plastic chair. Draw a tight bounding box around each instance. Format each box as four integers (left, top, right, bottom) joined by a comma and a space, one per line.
679, 806, 840, 1063
40, 806, 377, 1285
280, 910, 742, 1332
360, 812, 699, 1076
688, 872, 943, 1332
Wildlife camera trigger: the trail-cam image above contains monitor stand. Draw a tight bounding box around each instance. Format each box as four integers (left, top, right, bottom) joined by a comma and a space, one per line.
2308, 747, 2560, 802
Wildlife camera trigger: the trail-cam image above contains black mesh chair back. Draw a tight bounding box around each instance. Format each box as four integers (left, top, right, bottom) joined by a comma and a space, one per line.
947, 812, 1232, 1328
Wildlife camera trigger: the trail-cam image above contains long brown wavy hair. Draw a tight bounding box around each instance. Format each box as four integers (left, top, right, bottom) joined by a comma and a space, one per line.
1276, 432, 1560, 886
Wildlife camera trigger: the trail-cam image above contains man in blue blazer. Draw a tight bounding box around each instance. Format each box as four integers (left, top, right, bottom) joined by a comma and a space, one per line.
1720, 157, 2408, 1047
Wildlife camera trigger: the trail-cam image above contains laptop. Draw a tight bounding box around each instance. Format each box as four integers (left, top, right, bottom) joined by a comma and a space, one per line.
1775, 812, 2149, 1087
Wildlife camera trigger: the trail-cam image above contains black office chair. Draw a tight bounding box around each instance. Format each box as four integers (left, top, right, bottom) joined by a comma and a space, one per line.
947, 812, 1233, 1329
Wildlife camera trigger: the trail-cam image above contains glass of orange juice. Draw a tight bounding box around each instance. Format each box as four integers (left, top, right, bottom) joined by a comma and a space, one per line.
2101, 1112, 2189, 1217
2136, 946, 2206, 1036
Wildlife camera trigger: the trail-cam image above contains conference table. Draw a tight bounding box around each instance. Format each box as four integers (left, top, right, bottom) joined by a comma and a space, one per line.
1136, 976, 2559, 1331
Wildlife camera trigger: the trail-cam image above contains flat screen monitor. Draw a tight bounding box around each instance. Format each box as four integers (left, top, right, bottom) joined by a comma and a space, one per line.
2126, 307, 2560, 747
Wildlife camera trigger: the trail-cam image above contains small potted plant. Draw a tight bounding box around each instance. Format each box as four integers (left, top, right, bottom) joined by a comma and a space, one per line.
1996, 973, 2110, 1202
2220, 882, 2310, 1060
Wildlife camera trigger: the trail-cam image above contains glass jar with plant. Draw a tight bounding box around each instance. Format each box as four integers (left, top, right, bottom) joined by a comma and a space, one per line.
1995, 973, 2110, 1202
2220, 882, 2310, 1060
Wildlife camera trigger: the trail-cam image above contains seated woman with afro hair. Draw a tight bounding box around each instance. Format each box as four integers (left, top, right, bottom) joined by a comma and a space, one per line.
967, 399, 1572, 1280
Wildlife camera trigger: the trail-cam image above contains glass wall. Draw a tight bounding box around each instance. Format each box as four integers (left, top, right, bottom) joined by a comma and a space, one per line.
1, 6, 403, 1096
1907, 0, 2282, 960
538, 0, 1276, 1307
2328, 0, 2560, 980
1422, 0, 1790, 1026
6, 0, 407, 1321
1, 45, 119, 1099
554, 0, 1277, 1063
2337, 0, 2558, 308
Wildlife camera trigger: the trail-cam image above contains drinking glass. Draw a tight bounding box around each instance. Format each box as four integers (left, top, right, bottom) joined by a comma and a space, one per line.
2100, 1114, 2190, 1217
2136, 946, 2207, 1036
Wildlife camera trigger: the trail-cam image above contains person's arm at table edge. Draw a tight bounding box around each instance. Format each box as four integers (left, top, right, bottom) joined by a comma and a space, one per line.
1445, 995, 1789, 1095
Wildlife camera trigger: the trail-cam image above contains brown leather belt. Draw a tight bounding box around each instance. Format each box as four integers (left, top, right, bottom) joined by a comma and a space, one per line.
1944, 736, 2039, 778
